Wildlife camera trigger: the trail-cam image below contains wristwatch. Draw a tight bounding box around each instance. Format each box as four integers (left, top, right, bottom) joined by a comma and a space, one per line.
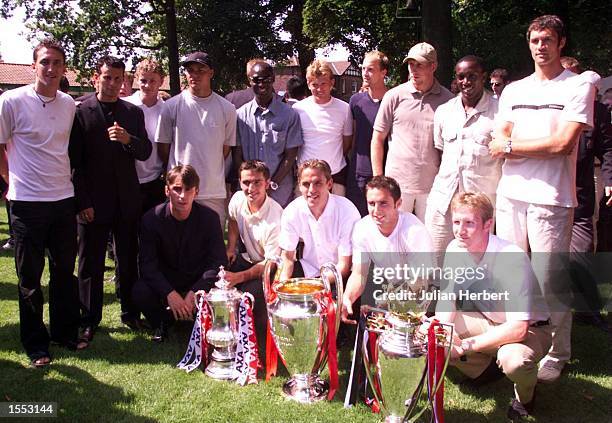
269, 181, 279, 191
504, 139, 513, 154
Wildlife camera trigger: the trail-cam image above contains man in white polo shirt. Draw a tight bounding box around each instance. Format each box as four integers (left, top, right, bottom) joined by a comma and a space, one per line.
279, 159, 360, 281
488, 15, 595, 383
156, 51, 236, 229
341, 175, 433, 322
225, 160, 283, 354
371, 42, 454, 221
0, 39, 86, 367
293, 59, 353, 196
124, 58, 166, 214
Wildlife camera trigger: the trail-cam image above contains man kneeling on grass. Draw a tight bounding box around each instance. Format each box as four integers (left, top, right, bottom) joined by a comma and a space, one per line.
133, 164, 227, 342
430, 192, 552, 421
224, 160, 283, 357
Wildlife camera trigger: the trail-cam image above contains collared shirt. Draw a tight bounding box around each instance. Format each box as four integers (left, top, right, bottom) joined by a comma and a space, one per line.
429, 91, 501, 215
228, 190, 283, 263
374, 79, 454, 194
236, 95, 303, 178
437, 234, 550, 325
279, 194, 360, 277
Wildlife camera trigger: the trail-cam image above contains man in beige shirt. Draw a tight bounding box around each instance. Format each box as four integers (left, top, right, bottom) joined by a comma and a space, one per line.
371, 42, 454, 221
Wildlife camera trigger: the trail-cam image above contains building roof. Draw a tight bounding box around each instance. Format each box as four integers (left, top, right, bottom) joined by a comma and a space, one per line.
328, 61, 352, 76
0, 62, 170, 91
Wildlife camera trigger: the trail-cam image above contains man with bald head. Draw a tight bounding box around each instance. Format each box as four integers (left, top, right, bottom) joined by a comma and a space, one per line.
234, 60, 303, 207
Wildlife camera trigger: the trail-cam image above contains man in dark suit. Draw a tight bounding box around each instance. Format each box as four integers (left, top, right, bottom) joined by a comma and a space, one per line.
69, 56, 152, 341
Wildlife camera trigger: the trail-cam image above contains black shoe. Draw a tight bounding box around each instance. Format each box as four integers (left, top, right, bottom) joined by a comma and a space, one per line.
463, 358, 505, 388
574, 312, 610, 333
506, 394, 535, 421
121, 316, 150, 331
152, 323, 168, 343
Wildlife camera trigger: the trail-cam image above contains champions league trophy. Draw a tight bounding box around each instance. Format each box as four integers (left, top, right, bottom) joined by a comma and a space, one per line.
263, 259, 342, 403
362, 283, 453, 423
203, 267, 243, 380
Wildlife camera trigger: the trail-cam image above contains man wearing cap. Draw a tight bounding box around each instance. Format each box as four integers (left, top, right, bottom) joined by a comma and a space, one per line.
234, 60, 303, 207
156, 51, 237, 229
371, 42, 454, 222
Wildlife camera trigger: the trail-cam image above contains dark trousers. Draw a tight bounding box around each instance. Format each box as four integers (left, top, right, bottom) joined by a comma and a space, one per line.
346, 173, 372, 217
140, 178, 165, 217
11, 198, 80, 359
132, 279, 173, 329
78, 217, 139, 327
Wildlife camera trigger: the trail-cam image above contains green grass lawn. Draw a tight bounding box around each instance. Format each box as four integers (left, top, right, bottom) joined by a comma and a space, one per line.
0, 203, 610, 422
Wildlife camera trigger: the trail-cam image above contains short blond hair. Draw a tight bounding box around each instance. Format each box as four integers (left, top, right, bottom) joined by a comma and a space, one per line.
135, 58, 166, 79
306, 59, 334, 83
297, 159, 332, 181
363, 50, 389, 71
450, 192, 494, 223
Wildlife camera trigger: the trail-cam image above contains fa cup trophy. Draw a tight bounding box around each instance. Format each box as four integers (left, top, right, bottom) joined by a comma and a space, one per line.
263, 258, 342, 403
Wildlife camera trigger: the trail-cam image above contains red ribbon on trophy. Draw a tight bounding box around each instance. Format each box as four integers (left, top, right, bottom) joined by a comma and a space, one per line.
363, 329, 381, 413
234, 293, 260, 385
264, 263, 283, 382
318, 290, 339, 400
177, 291, 212, 372
427, 319, 446, 423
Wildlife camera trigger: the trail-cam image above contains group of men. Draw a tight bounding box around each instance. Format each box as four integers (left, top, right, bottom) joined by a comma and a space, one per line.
0, 12, 610, 422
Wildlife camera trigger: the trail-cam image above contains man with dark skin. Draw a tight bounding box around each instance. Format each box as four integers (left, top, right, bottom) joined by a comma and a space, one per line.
234, 60, 303, 207
425, 55, 501, 264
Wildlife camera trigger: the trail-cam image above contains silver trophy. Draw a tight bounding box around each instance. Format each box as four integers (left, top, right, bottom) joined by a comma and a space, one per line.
203, 266, 242, 380
263, 259, 342, 403
363, 284, 453, 422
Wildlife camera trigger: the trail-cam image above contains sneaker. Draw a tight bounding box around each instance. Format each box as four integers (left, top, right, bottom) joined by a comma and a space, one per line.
537, 359, 564, 383
506, 395, 535, 421
2, 240, 14, 250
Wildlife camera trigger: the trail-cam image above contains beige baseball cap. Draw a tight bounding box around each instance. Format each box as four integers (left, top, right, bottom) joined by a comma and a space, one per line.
402, 42, 437, 64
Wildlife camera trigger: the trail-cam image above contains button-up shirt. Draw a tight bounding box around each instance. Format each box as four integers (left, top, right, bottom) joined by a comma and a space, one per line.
279, 194, 360, 277
428, 91, 501, 215
236, 95, 303, 180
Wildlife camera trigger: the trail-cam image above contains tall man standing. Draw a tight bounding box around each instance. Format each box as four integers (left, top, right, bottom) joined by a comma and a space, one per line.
426, 55, 501, 262
371, 42, 454, 222
0, 39, 86, 367
293, 59, 353, 196
124, 58, 167, 214
234, 61, 303, 207
70, 56, 152, 341
346, 51, 389, 216
156, 51, 237, 229
488, 15, 595, 383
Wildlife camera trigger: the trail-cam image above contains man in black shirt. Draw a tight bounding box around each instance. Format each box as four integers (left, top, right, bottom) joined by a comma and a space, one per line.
133, 164, 227, 342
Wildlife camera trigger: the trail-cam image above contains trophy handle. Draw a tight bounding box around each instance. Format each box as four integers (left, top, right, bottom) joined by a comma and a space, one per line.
262, 256, 282, 304
319, 262, 343, 335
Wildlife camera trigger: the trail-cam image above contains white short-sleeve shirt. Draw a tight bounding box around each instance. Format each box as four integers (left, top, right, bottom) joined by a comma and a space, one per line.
155, 90, 237, 200
496, 70, 595, 207
0, 85, 75, 201
228, 191, 283, 263
293, 96, 352, 174
279, 194, 360, 277
123, 93, 164, 183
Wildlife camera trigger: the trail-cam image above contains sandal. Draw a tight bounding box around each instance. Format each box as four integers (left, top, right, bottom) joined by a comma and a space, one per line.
30, 355, 51, 368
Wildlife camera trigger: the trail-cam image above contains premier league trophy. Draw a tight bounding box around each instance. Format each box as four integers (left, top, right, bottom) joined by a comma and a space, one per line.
362, 283, 453, 422
203, 267, 243, 380
263, 259, 342, 403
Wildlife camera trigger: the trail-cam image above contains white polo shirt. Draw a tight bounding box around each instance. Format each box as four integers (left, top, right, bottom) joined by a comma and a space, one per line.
496, 70, 594, 207
228, 191, 283, 263
279, 194, 360, 277
0, 85, 75, 202
123, 92, 164, 183
293, 96, 352, 174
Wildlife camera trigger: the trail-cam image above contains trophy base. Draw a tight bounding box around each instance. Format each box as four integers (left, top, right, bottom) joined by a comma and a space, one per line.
282, 374, 329, 404
205, 359, 236, 380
